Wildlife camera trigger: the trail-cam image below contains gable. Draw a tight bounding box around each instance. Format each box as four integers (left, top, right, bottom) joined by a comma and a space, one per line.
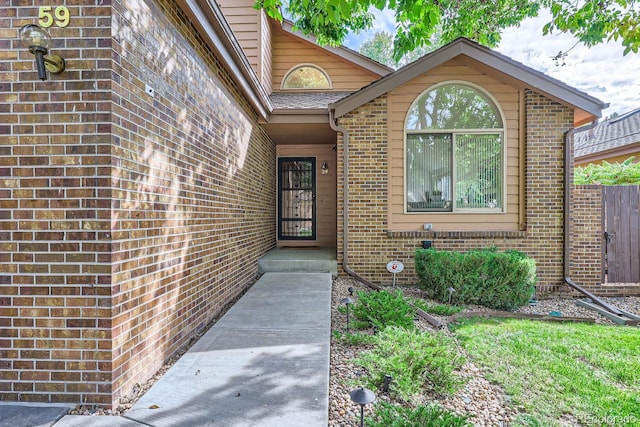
271, 26, 383, 92
332, 38, 607, 126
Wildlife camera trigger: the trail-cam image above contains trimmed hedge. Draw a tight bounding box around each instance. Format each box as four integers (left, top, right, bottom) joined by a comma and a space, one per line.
414, 248, 536, 310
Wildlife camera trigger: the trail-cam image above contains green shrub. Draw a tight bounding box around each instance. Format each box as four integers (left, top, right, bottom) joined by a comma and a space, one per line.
352, 289, 416, 331
355, 326, 465, 401
366, 402, 472, 427
414, 248, 536, 310
409, 297, 465, 316
332, 330, 376, 346
575, 156, 640, 185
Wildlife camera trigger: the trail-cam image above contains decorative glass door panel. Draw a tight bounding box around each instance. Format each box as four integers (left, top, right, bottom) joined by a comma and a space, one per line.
278, 157, 316, 240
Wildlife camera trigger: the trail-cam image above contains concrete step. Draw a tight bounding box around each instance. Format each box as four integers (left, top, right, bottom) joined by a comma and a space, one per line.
257, 248, 338, 277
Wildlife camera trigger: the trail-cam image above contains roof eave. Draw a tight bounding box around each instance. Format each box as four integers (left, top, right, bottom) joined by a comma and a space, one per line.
265, 110, 329, 124
576, 141, 640, 163
176, 0, 273, 119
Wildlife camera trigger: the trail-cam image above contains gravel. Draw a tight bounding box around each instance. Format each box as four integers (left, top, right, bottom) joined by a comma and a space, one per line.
328, 277, 640, 426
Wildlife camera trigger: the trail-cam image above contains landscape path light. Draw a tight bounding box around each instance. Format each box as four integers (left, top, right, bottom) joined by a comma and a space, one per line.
341, 297, 354, 333
349, 386, 376, 427
382, 374, 393, 393
447, 287, 456, 304
19, 24, 65, 80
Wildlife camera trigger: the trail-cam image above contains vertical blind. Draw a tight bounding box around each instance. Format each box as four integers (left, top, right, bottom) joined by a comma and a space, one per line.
407, 134, 452, 211
455, 134, 502, 209
407, 133, 502, 211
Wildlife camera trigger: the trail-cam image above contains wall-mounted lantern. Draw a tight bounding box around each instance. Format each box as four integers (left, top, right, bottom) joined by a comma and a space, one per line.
19, 24, 65, 80
321, 161, 329, 175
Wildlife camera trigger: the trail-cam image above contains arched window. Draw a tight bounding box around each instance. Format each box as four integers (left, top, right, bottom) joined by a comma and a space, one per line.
405, 83, 505, 212
282, 64, 331, 90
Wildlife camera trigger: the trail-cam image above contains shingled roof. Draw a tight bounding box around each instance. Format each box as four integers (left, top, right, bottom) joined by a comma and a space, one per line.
270, 92, 352, 110
575, 109, 640, 159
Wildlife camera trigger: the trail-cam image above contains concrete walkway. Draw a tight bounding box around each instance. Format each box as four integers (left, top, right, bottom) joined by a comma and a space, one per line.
1, 272, 332, 427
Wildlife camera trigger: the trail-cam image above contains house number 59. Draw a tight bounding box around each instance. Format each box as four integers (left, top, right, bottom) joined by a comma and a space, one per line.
39, 6, 71, 28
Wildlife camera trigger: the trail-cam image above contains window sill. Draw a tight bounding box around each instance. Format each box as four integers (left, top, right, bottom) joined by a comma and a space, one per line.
406, 202, 504, 214
387, 230, 527, 239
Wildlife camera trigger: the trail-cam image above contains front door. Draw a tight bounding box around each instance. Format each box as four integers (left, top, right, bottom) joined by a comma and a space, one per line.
278, 157, 316, 240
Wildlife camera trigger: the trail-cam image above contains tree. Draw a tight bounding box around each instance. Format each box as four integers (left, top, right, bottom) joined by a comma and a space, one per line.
359, 31, 438, 68
255, 0, 640, 60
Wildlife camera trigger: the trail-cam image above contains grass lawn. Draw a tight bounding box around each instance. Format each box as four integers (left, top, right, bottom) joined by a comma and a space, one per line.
451, 319, 640, 427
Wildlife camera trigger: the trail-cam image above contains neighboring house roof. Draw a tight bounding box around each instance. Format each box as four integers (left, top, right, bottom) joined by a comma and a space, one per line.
270, 92, 352, 110
575, 108, 640, 160
331, 37, 608, 122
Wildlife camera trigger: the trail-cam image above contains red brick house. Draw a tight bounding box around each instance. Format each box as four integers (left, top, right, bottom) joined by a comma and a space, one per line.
1, 0, 608, 407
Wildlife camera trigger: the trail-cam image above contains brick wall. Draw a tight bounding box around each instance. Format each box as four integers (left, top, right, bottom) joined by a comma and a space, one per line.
571, 185, 604, 289
108, 0, 275, 405
337, 90, 574, 293
1, 0, 114, 405
1, 0, 275, 406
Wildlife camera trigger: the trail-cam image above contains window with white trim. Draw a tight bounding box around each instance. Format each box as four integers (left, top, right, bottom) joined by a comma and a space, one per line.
282, 64, 331, 90
405, 83, 505, 212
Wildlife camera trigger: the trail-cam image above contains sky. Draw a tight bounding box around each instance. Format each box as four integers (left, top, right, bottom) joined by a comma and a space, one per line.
343, 9, 640, 118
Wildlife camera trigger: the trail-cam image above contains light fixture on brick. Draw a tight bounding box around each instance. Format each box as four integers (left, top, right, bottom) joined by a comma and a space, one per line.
19, 24, 65, 80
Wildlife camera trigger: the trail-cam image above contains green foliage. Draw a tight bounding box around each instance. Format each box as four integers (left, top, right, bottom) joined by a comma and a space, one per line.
352, 290, 416, 331
511, 414, 545, 427
359, 30, 396, 67
359, 31, 438, 68
355, 326, 465, 400
256, 0, 373, 47
575, 156, 640, 185
543, 1, 640, 55
332, 330, 377, 346
414, 248, 536, 311
256, 1, 640, 60
410, 297, 465, 316
366, 402, 472, 427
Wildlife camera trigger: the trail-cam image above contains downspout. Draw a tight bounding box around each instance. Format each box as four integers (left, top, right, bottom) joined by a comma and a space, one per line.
563, 128, 623, 315
328, 108, 381, 290
518, 91, 526, 230
328, 108, 444, 328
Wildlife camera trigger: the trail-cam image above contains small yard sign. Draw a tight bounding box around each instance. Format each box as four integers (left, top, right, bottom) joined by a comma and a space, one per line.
386, 260, 404, 286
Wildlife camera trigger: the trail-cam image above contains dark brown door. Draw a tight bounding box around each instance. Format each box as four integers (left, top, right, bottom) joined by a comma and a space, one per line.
604, 185, 640, 282
278, 157, 316, 240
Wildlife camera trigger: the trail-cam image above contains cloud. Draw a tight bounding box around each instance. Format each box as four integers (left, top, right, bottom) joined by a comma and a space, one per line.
345, 8, 396, 48
497, 13, 640, 117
